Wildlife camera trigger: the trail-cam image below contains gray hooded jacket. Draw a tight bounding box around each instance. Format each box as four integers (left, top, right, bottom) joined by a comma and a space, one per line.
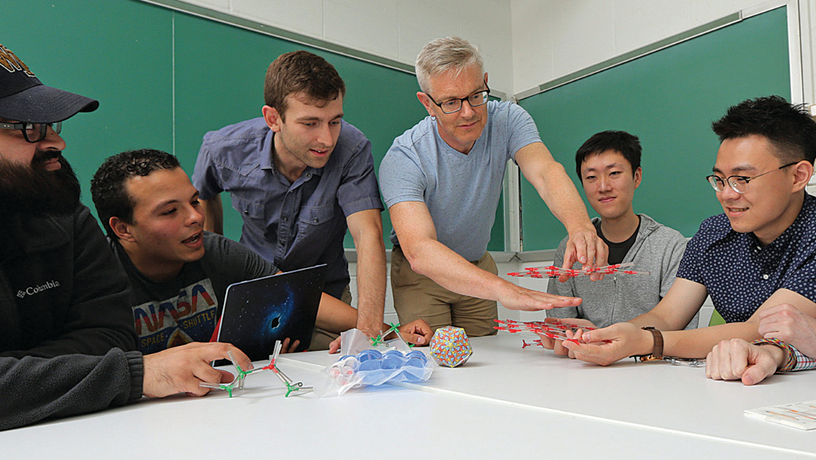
546, 214, 696, 329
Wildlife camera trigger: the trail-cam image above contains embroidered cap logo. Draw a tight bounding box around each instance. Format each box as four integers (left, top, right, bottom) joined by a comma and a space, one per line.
0, 44, 35, 77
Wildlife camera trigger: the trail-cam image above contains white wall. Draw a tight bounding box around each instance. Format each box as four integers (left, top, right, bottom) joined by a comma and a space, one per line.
173, 0, 516, 95
510, 0, 814, 98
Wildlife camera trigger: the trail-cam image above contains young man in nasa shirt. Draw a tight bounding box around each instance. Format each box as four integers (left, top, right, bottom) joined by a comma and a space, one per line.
92, 149, 431, 354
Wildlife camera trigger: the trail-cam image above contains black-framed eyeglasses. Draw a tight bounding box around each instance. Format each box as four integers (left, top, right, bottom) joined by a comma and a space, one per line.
705, 161, 798, 194
0, 121, 62, 143
425, 81, 490, 114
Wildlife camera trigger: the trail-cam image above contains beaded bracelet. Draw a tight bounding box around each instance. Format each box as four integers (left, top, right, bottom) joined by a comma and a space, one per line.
752, 337, 796, 372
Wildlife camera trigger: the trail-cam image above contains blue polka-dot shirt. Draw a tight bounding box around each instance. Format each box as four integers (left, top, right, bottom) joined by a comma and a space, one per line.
676, 193, 816, 323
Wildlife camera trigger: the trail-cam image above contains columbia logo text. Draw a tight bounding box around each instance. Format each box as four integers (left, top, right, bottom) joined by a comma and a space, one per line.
16, 280, 60, 298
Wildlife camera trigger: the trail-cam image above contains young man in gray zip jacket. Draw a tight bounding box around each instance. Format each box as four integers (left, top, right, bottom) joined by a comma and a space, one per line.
546, 131, 694, 329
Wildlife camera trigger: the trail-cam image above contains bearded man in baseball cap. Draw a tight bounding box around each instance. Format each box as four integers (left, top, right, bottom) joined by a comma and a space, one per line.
0, 44, 252, 431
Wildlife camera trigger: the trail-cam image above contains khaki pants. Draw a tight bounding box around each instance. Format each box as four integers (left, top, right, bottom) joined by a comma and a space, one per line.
308, 285, 350, 351
391, 246, 498, 337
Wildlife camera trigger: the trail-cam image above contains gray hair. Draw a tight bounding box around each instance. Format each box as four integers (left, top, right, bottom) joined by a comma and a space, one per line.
415, 36, 484, 94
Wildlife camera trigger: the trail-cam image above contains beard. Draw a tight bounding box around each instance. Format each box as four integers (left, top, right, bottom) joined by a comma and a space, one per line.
0, 150, 81, 216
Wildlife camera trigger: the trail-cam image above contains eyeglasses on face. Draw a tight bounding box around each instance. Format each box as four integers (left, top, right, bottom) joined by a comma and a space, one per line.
705, 161, 798, 194
0, 121, 62, 143
425, 81, 490, 114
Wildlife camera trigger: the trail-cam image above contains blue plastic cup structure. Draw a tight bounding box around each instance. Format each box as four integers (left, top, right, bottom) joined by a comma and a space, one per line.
406, 350, 428, 364
381, 354, 405, 370
358, 359, 381, 372
358, 358, 384, 385
401, 357, 427, 382
340, 356, 360, 371
357, 349, 382, 362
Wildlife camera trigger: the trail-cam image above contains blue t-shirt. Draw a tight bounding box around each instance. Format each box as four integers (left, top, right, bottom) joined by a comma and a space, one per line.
379, 101, 541, 261
676, 193, 816, 323
193, 117, 383, 299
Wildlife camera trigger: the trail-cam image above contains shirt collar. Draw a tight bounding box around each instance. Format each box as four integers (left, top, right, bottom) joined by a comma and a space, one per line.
262, 130, 324, 180
260, 129, 276, 171
308, 165, 323, 177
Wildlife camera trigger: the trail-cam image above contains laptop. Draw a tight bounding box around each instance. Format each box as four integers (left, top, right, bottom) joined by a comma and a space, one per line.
215, 264, 327, 361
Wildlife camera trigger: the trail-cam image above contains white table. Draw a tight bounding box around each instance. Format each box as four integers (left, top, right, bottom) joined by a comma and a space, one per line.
2, 334, 815, 459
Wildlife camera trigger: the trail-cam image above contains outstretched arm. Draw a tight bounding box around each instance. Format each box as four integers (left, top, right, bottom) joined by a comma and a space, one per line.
515, 142, 608, 280
346, 208, 387, 337
389, 200, 582, 311
561, 278, 706, 364
564, 284, 816, 365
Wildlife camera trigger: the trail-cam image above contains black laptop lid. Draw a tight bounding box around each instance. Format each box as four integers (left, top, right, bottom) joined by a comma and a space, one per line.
216, 264, 326, 360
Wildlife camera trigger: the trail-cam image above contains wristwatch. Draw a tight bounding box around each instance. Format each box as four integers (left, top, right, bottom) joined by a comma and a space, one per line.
633, 326, 663, 362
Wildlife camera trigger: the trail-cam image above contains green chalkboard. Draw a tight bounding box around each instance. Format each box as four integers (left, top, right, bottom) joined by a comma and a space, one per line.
3, 0, 508, 250
2, 0, 175, 208
518, 6, 792, 250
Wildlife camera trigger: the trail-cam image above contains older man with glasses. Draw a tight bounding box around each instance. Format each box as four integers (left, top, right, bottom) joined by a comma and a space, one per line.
379, 37, 607, 337
559, 96, 816, 369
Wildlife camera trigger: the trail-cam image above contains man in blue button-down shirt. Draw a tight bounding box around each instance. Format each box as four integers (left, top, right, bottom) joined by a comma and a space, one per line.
193, 51, 386, 347
560, 96, 816, 366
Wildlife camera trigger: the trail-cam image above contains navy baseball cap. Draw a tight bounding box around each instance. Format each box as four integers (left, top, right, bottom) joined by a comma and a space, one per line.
0, 43, 98, 123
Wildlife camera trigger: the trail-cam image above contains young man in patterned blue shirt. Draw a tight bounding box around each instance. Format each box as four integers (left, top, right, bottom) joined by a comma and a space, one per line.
559, 96, 816, 367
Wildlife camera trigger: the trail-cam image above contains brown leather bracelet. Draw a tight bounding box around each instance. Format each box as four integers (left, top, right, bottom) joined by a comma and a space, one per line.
640, 326, 663, 360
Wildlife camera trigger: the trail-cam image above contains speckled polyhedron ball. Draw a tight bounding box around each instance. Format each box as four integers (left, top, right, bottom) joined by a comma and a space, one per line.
430, 326, 472, 367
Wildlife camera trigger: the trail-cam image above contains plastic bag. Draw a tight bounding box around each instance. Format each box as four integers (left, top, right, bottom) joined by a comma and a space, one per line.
316, 329, 434, 397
